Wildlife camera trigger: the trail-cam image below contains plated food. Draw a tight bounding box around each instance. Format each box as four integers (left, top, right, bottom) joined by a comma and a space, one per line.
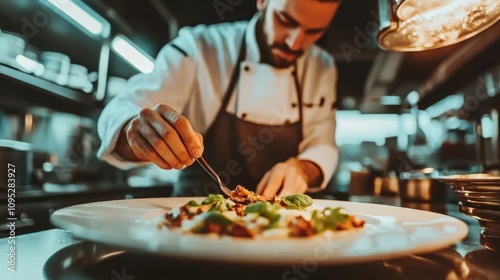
161, 185, 365, 238
51, 196, 469, 265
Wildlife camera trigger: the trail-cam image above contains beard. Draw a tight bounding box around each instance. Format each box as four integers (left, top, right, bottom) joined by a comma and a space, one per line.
256, 11, 304, 68
269, 43, 304, 68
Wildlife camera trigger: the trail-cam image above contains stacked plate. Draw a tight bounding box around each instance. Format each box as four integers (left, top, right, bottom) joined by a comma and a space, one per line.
438, 174, 500, 252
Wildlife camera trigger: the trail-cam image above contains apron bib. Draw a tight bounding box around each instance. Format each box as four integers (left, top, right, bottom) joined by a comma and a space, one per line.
175, 31, 304, 197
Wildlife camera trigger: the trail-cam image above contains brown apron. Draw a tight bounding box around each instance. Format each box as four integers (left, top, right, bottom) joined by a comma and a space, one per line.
174, 32, 304, 197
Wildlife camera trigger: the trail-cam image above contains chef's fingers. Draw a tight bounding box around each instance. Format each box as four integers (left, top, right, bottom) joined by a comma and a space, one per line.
256, 171, 271, 195
125, 119, 172, 170
154, 104, 203, 158
261, 163, 287, 198
278, 169, 307, 197
133, 116, 184, 169
196, 133, 204, 152
142, 109, 194, 167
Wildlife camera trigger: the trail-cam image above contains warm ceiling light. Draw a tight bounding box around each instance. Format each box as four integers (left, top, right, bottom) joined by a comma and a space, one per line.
378, 0, 500, 51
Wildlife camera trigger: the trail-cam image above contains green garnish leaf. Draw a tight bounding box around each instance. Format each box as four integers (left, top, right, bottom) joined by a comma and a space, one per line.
322, 207, 349, 229
186, 200, 200, 207
310, 210, 325, 233
201, 194, 226, 205
280, 194, 313, 209
244, 201, 281, 225
200, 211, 234, 226
209, 200, 231, 213
244, 201, 267, 214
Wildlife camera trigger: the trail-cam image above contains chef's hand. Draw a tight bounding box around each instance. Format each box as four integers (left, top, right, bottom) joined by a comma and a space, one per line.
114, 104, 204, 170
256, 158, 323, 198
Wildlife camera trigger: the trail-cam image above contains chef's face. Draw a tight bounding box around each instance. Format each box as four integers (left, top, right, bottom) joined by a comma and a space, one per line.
257, 0, 340, 67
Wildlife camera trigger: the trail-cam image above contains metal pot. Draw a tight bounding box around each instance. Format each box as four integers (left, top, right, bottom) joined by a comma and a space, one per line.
0, 140, 32, 190
399, 168, 447, 202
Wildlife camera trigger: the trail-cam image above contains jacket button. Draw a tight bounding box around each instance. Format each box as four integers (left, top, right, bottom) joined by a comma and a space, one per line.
241, 113, 247, 119
244, 65, 250, 71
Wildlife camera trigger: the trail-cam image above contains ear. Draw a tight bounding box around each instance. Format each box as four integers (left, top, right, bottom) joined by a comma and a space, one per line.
256, 0, 267, 11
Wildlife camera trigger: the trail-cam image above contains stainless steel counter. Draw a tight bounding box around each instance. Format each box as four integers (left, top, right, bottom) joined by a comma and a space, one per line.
1, 196, 500, 280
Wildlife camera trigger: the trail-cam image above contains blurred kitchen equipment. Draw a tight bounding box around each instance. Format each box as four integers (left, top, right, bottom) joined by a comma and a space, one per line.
439, 174, 500, 211
0, 139, 32, 190
39, 51, 70, 85
0, 31, 26, 67
13, 43, 45, 76
373, 171, 399, 196
0, 110, 10, 139
399, 168, 447, 202
349, 157, 385, 196
477, 109, 500, 173
31, 151, 57, 186
67, 64, 93, 93
439, 173, 500, 252
349, 170, 374, 196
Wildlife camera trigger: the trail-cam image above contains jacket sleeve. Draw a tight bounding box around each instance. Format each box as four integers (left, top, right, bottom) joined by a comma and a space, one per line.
298, 56, 339, 192
96, 30, 198, 169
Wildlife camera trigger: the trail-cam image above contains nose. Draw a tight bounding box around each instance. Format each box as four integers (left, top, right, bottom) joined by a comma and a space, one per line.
285, 27, 305, 52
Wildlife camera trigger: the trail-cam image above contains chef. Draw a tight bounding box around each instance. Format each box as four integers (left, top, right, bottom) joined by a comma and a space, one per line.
97, 0, 341, 197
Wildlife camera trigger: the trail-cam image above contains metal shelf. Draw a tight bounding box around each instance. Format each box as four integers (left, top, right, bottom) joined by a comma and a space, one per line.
0, 64, 102, 117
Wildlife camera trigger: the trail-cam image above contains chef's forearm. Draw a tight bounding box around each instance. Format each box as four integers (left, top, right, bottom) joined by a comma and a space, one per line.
298, 159, 324, 188
114, 119, 141, 161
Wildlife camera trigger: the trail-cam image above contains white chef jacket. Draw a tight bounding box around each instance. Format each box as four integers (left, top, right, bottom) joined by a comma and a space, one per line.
97, 14, 339, 191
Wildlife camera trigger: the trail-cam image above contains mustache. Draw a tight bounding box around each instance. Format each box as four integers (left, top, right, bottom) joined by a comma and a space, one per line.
270, 43, 304, 57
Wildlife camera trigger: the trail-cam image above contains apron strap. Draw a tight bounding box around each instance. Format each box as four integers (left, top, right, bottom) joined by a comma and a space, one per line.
221, 32, 247, 110
292, 62, 304, 140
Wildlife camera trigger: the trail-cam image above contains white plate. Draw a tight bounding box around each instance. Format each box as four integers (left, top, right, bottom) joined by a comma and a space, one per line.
50, 198, 468, 265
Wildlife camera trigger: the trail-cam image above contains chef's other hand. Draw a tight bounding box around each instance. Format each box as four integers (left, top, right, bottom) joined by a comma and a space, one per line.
115, 104, 204, 170
256, 158, 322, 198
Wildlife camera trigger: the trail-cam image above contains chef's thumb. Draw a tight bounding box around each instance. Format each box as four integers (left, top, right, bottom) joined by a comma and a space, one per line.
191, 132, 204, 158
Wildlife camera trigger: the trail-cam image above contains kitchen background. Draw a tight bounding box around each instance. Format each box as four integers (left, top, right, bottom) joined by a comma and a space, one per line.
0, 0, 499, 236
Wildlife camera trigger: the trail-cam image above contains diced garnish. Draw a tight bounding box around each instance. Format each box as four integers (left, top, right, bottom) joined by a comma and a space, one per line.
161, 185, 365, 238
230, 185, 275, 205
289, 216, 315, 237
